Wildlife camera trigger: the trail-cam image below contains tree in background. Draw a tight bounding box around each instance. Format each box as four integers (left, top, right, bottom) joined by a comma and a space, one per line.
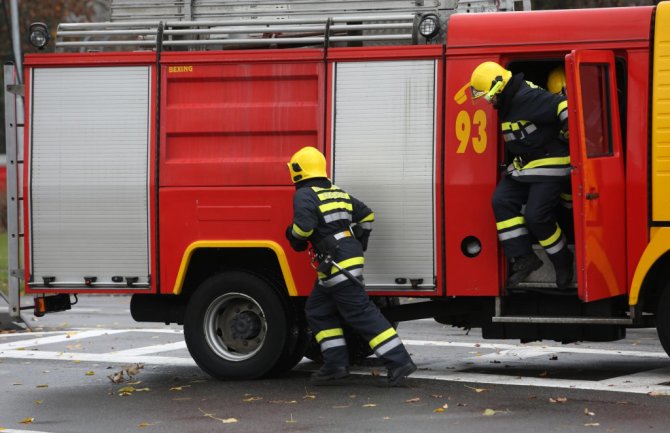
0, 1, 109, 153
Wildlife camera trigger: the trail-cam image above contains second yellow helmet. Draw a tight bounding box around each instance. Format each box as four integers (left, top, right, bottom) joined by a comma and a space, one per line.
287, 146, 327, 184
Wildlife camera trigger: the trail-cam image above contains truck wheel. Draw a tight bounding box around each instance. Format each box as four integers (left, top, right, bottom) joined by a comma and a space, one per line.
265, 300, 310, 377
184, 271, 287, 380
657, 286, 670, 357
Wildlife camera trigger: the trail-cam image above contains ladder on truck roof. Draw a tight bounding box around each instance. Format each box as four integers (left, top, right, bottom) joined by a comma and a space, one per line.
56, 0, 530, 52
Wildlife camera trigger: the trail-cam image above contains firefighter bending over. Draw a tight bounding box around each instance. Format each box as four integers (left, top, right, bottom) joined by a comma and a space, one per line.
470, 61, 573, 289
285, 146, 416, 386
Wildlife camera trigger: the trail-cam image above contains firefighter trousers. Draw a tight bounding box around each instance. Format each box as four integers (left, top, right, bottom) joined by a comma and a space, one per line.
492, 176, 571, 266
305, 279, 411, 370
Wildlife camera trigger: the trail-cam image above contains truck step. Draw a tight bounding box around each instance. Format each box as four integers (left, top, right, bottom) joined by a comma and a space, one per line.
491, 316, 632, 325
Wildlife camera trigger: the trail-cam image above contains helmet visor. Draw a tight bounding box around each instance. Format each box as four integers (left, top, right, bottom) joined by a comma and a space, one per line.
471, 86, 487, 100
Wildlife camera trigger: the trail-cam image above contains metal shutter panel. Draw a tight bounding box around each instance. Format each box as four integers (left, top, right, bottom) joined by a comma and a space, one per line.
333, 60, 435, 289
30, 66, 151, 287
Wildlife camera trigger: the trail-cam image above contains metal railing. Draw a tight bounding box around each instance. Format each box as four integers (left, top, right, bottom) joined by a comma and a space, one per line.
56, 14, 421, 51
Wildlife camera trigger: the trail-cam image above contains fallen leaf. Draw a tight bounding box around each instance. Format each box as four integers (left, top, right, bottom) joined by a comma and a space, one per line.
198, 408, 238, 424
430, 394, 443, 399
125, 364, 144, 377
135, 388, 151, 392
85, 371, 95, 376
19, 418, 34, 424
482, 409, 497, 416
169, 385, 191, 392
584, 408, 595, 416
584, 423, 600, 427
371, 369, 382, 377
549, 397, 568, 403
434, 408, 445, 413
36, 384, 48, 388
647, 391, 669, 397
538, 371, 549, 377
138, 422, 159, 428
405, 397, 421, 403
268, 400, 297, 404
465, 385, 489, 393
34, 400, 42, 405
128, 381, 142, 385
362, 403, 377, 408
243, 396, 262, 402
66, 343, 82, 350
108, 371, 125, 384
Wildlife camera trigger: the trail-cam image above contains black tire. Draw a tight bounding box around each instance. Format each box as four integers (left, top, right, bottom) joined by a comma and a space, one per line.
184, 271, 287, 380
657, 286, 670, 357
265, 299, 310, 377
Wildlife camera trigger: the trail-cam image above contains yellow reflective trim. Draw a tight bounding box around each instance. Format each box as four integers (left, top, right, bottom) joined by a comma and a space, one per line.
316, 191, 349, 201
501, 121, 512, 131
630, 227, 670, 305
496, 216, 526, 230
331, 256, 365, 274
315, 328, 344, 343
369, 327, 398, 349
560, 193, 573, 201
511, 123, 520, 131
557, 100, 568, 114
171, 241, 298, 296
522, 156, 571, 169
292, 223, 313, 238
539, 224, 562, 247
360, 213, 375, 223
319, 201, 353, 213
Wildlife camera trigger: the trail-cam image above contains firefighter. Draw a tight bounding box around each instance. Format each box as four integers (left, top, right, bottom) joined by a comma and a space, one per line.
470, 61, 573, 289
285, 146, 416, 386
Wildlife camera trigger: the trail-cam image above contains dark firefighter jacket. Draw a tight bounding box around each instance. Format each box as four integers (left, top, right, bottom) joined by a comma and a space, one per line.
288, 178, 374, 288
497, 73, 570, 181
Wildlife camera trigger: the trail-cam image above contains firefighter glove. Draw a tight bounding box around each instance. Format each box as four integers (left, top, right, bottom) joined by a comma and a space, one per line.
353, 225, 371, 251
286, 225, 308, 251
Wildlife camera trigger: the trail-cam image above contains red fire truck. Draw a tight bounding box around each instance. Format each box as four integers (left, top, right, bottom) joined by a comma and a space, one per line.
5, 2, 670, 380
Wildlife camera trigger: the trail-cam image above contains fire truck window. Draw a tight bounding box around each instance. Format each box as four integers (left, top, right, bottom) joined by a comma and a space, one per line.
579, 64, 613, 158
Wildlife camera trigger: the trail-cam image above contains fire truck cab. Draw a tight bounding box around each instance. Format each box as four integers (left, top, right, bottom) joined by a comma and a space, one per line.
5, 1, 670, 380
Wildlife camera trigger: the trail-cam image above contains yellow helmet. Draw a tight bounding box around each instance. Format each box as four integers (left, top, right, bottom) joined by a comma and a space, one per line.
470, 61, 512, 102
547, 66, 567, 95
287, 146, 327, 184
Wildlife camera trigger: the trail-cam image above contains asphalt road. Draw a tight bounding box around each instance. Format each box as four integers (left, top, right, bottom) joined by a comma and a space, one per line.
1, 295, 670, 433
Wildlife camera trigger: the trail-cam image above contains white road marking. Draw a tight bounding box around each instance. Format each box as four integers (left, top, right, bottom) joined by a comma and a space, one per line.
0, 429, 57, 433
1, 328, 669, 395
0, 349, 196, 366
404, 339, 669, 359
406, 368, 670, 395
0, 329, 126, 350
111, 341, 187, 356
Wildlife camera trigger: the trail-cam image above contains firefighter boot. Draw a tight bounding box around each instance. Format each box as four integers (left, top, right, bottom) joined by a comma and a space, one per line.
507, 253, 543, 287
387, 360, 417, 387
310, 365, 350, 385
554, 249, 574, 290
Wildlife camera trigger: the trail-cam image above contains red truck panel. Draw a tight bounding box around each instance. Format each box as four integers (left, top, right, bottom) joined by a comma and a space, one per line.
160, 51, 325, 187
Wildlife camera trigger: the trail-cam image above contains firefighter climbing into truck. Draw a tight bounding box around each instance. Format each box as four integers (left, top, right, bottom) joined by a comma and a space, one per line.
5, 1, 670, 380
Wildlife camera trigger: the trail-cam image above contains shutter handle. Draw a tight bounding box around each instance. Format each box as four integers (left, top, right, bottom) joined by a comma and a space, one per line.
585, 192, 600, 200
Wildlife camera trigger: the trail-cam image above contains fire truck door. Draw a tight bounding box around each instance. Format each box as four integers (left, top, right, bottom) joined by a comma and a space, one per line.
565, 50, 626, 302
331, 60, 436, 290
28, 66, 152, 289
